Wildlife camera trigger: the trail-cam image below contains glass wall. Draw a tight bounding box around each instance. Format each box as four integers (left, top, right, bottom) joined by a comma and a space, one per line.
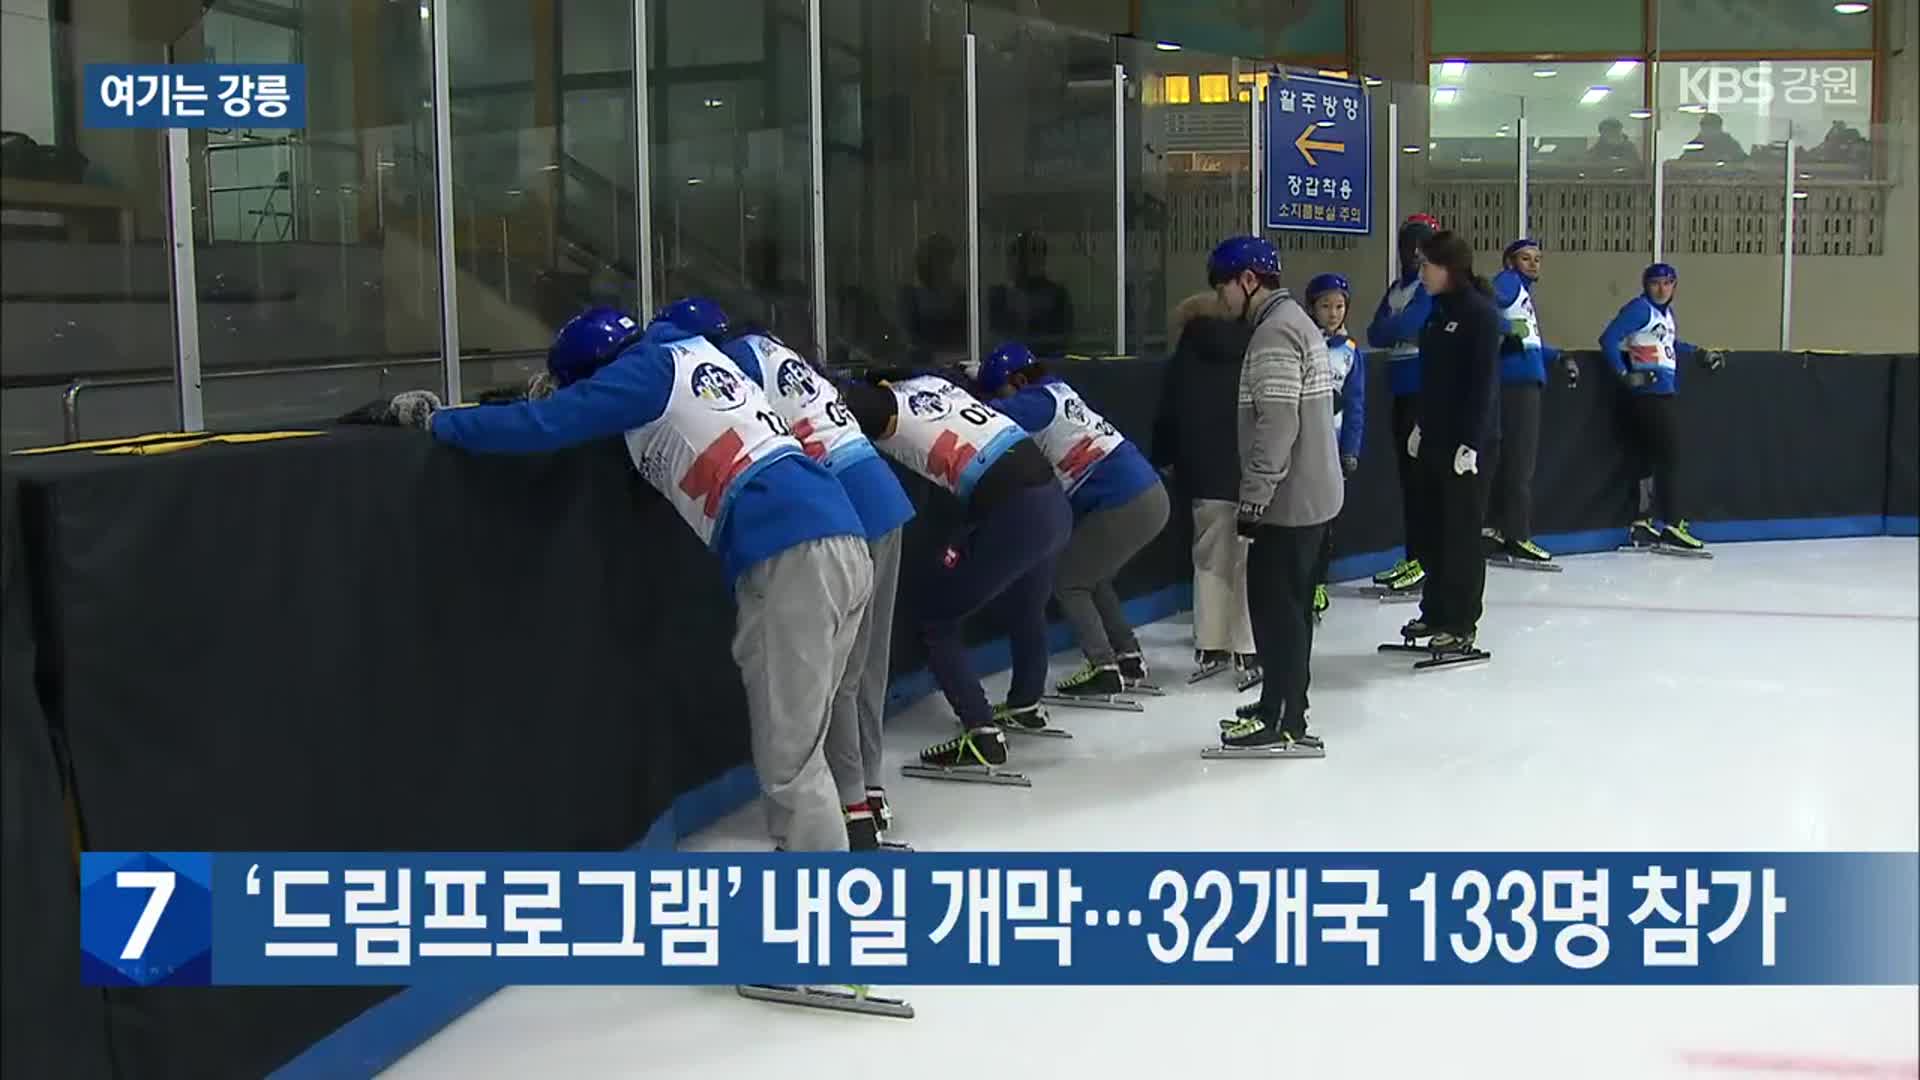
0, 14, 175, 449
183, 0, 445, 429
972, 3, 1117, 357
820, 0, 969, 369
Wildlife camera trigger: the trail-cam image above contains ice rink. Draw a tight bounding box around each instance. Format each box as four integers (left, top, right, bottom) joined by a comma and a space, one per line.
385, 537, 1919, 1079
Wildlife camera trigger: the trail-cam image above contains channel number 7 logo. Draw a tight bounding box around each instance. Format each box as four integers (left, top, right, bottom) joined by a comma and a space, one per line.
79, 853, 213, 986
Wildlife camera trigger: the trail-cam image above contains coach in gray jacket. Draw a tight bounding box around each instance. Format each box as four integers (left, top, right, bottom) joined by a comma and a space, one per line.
1207, 235, 1344, 754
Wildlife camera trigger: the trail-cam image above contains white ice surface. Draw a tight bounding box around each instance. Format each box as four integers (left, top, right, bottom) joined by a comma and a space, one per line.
384, 538, 1920, 1080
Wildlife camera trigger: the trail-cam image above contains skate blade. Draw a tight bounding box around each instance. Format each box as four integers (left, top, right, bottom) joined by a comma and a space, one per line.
1487, 555, 1563, 573
877, 840, 915, 852
1187, 662, 1231, 684
1003, 724, 1074, 739
1125, 681, 1167, 697
736, 984, 915, 1019
1202, 743, 1326, 760
1234, 672, 1264, 692
899, 763, 1031, 787
1039, 693, 1144, 713
1649, 545, 1713, 559
1413, 649, 1492, 671
1377, 641, 1434, 654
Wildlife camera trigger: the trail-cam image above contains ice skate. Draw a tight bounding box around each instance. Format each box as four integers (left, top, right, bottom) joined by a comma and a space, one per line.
995, 701, 1073, 738
1618, 518, 1662, 553
866, 787, 892, 832
900, 726, 1030, 786
1489, 536, 1563, 573
1384, 558, 1426, 593
1040, 665, 1142, 712
1378, 618, 1436, 654
1188, 649, 1233, 684
736, 984, 914, 1019
1217, 699, 1267, 730
1412, 630, 1492, 671
845, 804, 912, 852
1653, 520, 1713, 559
1313, 584, 1330, 623
1202, 713, 1325, 760
1117, 652, 1164, 695
1233, 653, 1264, 692
1372, 557, 1416, 585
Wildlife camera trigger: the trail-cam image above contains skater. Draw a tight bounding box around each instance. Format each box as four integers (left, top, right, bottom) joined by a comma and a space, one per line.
396, 305, 873, 854
1598, 263, 1726, 553
1207, 235, 1342, 757
974, 342, 1169, 703
1303, 272, 1366, 620
659, 299, 915, 850
1483, 238, 1563, 567
839, 369, 1073, 782
1404, 231, 1501, 655
1366, 214, 1440, 594
1152, 286, 1261, 686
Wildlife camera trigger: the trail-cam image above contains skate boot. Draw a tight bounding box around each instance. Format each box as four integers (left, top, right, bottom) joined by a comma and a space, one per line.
1409, 629, 1491, 670
1219, 699, 1264, 729
1313, 584, 1330, 617
1481, 527, 1507, 558
1189, 649, 1233, 684
1379, 617, 1434, 655
1204, 713, 1325, 759
844, 803, 909, 852
1372, 557, 1416, 586
1233, 652, 1263, 691
1040, 664, 1138, 713
866, 787, 892, 832
1628, 518, 1661, 547
901, 724, 1029, 786
1116, 651, 1162, 695
1385, 559, 1426, 592
994, 700, 1066, 736
1661, 520, 1706, 552
1507, 537, 1553, 562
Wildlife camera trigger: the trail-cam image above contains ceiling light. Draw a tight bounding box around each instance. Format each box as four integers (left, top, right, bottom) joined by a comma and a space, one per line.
1440, 60, 1467, 79
1629, 108, 1653, 119
1581, 86, 1611, 105
1608, 60, 1639, 79
1793, 190, 1811, 199
1155, 41, 1181, 51
1679, 103, 1709, 114
1433, 87, 1459, 105
1363, 76, 1383, 87
1833, 2, 1869, 13
1532, 68, 1558, 78
687, 177, 703, 185
1402, 144, 1423, 154
1682, 141, 1704, 151
703, 97, 725, 108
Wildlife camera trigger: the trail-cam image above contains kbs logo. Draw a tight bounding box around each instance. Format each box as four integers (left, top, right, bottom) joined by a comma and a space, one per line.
776, 357, 819, 404
689, 362, 746, 410
906, 390, 951, 420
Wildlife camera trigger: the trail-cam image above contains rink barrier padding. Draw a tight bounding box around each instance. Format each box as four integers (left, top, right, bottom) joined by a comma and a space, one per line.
0, 350, 1914, 1079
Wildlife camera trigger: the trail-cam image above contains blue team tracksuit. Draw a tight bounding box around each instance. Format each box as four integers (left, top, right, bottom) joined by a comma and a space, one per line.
1367, 274, 1434, 567
1599, 295, 1699, 526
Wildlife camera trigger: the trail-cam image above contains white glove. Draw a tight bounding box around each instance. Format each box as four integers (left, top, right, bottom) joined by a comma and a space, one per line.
1453, 445, 1478, 476
1406, 424, 1422, 459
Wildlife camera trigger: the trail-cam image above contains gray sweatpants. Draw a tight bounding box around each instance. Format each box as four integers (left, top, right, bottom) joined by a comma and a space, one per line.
824, 525, 902, 807
1191, 498, 1255, 654
731, 534, 873, 852
1054, 480, 1171, 666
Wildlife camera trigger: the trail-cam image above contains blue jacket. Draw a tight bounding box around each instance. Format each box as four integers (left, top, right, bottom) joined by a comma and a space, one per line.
1491, 268, 1560, 386
723, 334, 915, 542
1327, 333, 1366, 460
1366, 274, 1432, 397
1598, 296, 1697, 397
429, 321, 864, 587
992, 376, 1159, 515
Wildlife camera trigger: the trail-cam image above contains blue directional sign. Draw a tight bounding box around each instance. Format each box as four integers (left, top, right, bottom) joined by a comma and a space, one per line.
1264, 73, 1371, 236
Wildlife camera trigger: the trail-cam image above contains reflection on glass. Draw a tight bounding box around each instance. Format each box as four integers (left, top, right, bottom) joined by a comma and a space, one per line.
972, 4, 1116, 357
821, 0, 968, 369
649, 0, 815, 357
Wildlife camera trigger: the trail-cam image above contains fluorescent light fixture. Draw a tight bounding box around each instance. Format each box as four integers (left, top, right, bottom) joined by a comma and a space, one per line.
1682, 141, 1704, 151
1155, 41, 1181, 51
540, 163, 560, 171
1793, 190, 1810, 200
1440, 60, 1467, 79
1629, 108, 1653, 119
1833, 2, 1869, 13
1581, 86, 1611, 105
1363, 76, 1383, 87
419, 4, 430, 18
1608, 60, 1638, 79
1433, 87, 1459, 105
1532, 68, 1558, 78
1402, 144, 1423, 154
504, 188, 523, 196
1539, 143, 1559, 154
1678, 103, 1708, 114
686, 177, 703, 185
703, 97, 725, 108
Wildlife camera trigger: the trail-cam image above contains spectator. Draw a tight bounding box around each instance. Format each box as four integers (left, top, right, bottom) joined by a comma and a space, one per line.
1685, 113, 1747, 162
989, 231, 1074, 355
1587, 117, 1639, 163
899, 233, 967, 359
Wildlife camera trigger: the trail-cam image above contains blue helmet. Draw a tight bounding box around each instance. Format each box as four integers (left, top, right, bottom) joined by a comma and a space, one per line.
548, 306, 640, 387
1206, 235, 1281, 286
656, 296, 730, 342
1504, 237, 1542, 260
1304, 273, 1350, 305
977, 341, 1038, 394
1643, 262, 1678, 285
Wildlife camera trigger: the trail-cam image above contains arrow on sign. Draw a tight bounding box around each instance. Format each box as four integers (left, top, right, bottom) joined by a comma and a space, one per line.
1294, 122, 1346, 167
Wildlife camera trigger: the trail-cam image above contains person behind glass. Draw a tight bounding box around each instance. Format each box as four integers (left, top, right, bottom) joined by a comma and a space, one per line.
393, 305, 873, 853
837, 370, 1073, 775
899, 233, 967, 363
1209, 235, 1343, 755
1365, 214, 1440, 594
974, 342, 1170, 700
988, 231, 1074, 355
1483, 239, 1565, 565
1303, 273, 1365, 620
1151, 288, 1259, 681
1404, 231, 1502, 654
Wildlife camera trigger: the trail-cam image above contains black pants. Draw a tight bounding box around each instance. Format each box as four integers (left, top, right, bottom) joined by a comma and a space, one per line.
1628, 393, 1681, 523
1485, 383, 1542, 541
1247, 521, 1326, 734
1390, 394, 1430, 563
1418, 452, 1489, 636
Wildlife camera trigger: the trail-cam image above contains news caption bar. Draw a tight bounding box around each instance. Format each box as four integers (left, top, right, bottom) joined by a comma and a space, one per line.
81, 852, 1918, 988
84, 64, 306, 129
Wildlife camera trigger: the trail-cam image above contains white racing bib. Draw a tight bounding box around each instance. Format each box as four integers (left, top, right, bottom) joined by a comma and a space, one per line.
735, 334, 876, 473
1385, 280, 1423, 359
623, 338, 802, 547
878, 375, 1026, 499
1028, 382, 1124, 496
1624, 305, 1678, 372
1501, 281, 1544, 351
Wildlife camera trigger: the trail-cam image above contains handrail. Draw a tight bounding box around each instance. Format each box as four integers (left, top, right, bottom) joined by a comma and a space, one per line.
59, 349, 548, 443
